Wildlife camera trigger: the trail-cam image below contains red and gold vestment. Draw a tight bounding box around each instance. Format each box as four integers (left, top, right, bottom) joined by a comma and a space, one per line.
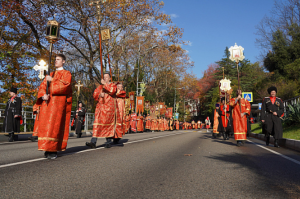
92, 83, 124, 138
229, 98, 251, 140
145, 116, 151, 130
37, 70, 72, 152
130, 113, 137, 132
213, 110, 219, 134
116, 90, 127, 135
137, 116, 144, 132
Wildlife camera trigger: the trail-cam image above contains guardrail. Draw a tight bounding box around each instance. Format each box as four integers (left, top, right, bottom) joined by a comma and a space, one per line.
283, 96, 300, 113
0, 103, 95, 133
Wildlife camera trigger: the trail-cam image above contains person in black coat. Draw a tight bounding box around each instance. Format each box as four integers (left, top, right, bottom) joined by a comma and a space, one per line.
73, 101, 86, 138
2, 87, 22, 142
261, 86, 284, 147
246, 113, 253, 138
218, 97, 233, 140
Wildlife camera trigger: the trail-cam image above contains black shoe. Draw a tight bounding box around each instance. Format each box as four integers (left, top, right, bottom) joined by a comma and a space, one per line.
104, 143, 111, 148
8, 133, 14, 142
86, 142, 96, 149
237, 141, 242, 147
241, 141, 245, 146
77, 133, 82, 138
223, 133, 226, 140
47, 152, 57, 159
226, 135, 229, 140
44, 151, 49, 158
266, 136, 270, 146
30, 136, 38, 142
274, 139, 280, 148
113, 138, 121, 144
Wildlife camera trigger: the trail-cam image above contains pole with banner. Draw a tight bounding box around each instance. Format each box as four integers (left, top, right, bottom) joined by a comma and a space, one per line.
220, 78, 231, 127
229, 43, 245, 112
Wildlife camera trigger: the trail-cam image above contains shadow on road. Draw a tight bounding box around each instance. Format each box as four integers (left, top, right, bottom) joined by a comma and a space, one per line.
59, 139, 130, 155
205, 152, 300, 198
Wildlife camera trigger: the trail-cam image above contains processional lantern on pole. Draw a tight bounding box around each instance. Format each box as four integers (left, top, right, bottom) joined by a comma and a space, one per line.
101, 28, 113, 81
45, 16, 60, 96
229, 43, 244, 112
220, 78, 231, 127
228, 43, 245, 90
89, 0, 108, 81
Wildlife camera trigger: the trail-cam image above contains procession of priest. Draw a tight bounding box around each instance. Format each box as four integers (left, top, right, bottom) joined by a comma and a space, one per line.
1, 53, 284, 159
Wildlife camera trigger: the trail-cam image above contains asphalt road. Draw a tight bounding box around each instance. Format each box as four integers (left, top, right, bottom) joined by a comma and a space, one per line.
0, 130, 300, 199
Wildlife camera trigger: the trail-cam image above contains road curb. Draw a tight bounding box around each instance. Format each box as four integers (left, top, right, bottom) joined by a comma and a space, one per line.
250, 132, 300, 152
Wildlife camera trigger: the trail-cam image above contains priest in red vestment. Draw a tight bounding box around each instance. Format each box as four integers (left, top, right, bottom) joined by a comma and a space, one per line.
37, 54, 72, 159
116, 83, 127, 142
86, 72, 123, 148
175, 120, 179, 130
125, 114, 131, 133
130, 112, 137, 133
158, 117, 164, 131
212, 104, 220, 138
137, 114, 144, 132
229, 89, 251, 147
30, 101, 42, 142
145, 114, 151, 132
192, 120, 195, 129
150, 118, 157, 132
197, 120, 201, 129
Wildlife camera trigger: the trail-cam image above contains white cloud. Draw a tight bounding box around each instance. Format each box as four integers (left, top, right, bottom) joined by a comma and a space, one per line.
170, 14, 179, 18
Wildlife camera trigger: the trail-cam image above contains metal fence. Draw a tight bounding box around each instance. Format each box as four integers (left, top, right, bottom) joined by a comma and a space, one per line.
283, 96, 300, 113
0, 103, 95, 133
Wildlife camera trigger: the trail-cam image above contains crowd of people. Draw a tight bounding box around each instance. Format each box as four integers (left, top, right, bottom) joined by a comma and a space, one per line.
212, 87, 283, 147
1, 54, 284, 159
123, 114, 210, 134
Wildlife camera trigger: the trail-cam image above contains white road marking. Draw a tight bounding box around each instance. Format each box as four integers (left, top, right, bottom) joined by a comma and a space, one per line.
247, 139, 300, 166
0, 131, 192, 169
0, 158, 46, 169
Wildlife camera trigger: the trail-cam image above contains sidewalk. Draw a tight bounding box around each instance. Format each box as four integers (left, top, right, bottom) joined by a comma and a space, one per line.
250, 132, 300, 152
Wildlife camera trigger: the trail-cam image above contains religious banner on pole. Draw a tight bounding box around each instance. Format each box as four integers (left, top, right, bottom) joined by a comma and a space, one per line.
150, 105, 156, 119
145, 101, 150, 111
155, 103, 160, 117
159, 102, 166, 116
165, 107, 173, 119
125, 97, 130, 115
136, 96, 144, 114
129, 91, 135, 111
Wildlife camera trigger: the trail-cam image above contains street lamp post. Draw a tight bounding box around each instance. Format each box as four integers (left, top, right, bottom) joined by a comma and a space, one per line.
174, 87, 182, 114
184, 98, 186, 123
135, 43, 158, 113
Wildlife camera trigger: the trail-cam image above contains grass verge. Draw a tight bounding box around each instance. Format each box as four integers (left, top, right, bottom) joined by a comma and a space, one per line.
251, 123, 300, 140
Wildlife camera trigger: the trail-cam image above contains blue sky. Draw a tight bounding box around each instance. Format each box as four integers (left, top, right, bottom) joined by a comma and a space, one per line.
160, 0, 275, 78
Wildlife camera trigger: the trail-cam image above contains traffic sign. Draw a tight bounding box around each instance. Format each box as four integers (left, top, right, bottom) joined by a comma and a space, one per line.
258, 103, 262, 110
242, 92, 253, 102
